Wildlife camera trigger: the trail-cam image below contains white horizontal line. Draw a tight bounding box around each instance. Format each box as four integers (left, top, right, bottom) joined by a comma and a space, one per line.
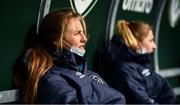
0, 89, 19, 103
158, 68, 180, 78
174, 87, 180, 96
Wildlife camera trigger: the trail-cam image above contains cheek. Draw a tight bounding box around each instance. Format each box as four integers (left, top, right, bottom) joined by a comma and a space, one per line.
146, 43, 151, 49
146, 43, 154, 52
68, 37, 80, 46
142, 42, 151, 50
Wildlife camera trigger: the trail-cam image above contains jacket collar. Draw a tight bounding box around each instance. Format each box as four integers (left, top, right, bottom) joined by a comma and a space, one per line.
48, 48, 87, 73
110, 35, 152, 64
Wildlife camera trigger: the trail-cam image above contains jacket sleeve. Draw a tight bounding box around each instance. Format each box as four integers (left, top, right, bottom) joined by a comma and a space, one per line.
38, 74, 78, 104
155, 74, 176, 104
110, 64, 157, 104
86, 70, 126, 104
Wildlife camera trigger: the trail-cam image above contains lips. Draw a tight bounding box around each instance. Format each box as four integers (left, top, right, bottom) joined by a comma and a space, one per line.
79, 45, 85, 50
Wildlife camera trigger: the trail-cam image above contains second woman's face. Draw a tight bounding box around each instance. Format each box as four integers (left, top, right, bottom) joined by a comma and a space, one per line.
141, 30, 157, 53
64, 17, 87, 52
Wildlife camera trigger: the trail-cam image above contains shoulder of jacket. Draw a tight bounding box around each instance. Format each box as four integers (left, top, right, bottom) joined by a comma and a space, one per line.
120, 61, 141, 69
41, 67, 66, 83
118, 61, 145, 75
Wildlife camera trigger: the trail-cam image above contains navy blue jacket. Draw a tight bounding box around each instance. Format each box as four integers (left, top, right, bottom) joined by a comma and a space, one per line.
104, 35, 176, 104
23, 49, 125, 104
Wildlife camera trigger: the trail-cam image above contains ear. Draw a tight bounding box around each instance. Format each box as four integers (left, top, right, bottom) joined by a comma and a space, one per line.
53, 40, 57, 46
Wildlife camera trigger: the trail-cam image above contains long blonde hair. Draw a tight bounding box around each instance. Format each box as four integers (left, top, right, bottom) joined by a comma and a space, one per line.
17, 8, 87, 103
116, 20, 151, 51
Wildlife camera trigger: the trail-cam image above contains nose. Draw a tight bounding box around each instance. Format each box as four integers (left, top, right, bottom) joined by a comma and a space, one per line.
153, 42, 157, 51
81, 33, 87, 43
154, 42, 157, 49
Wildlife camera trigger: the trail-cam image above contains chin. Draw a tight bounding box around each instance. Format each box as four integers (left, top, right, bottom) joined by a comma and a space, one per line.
79, 47, 85, 51
80, 49, 85, 52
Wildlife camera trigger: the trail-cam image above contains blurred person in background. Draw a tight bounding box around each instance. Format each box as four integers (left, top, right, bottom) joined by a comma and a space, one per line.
103, 20, 176, 104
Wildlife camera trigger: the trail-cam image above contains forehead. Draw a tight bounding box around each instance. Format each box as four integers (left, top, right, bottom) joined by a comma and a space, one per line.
65, 17, 83, 32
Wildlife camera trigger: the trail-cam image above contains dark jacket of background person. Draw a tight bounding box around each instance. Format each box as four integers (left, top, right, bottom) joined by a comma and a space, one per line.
104, 35, 176, 104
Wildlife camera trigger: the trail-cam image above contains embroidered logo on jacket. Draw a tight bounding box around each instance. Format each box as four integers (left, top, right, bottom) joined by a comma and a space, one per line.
89, 75, 104, 84
76, 72, 85, 78
141, 68, 151, 76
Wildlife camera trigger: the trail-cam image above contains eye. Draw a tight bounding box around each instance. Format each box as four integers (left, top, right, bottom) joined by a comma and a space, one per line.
74, 33, 78, 36
150, 38, 154, 42
74, 31, 81, 36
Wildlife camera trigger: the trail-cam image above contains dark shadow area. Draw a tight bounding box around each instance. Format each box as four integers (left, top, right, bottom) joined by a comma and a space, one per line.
92, 34, 110, 82
12, 24, 37, 103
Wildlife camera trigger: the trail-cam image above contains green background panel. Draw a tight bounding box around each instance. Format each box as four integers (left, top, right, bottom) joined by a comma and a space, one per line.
0, 0, 40, 91
158, 2, 180, 69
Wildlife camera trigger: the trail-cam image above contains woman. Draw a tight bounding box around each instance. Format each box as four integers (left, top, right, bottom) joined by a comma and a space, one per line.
104, 20, 176, 104
14, 8, 125, 104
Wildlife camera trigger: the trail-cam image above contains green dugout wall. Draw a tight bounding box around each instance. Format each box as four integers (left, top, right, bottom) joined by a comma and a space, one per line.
0, 0, 180, 103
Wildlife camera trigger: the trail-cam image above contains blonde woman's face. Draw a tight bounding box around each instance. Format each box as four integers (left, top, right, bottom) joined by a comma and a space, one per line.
141, 30, 156, 53
63, 17, 87, 52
